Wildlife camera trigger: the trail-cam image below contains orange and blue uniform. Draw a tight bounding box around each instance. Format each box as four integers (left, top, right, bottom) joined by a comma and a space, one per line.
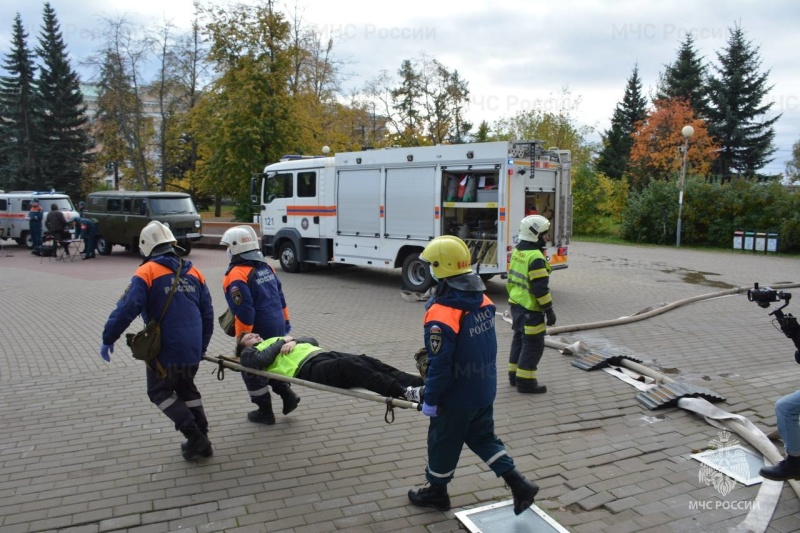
102, 254, 214, 433
421, 276, 516, 486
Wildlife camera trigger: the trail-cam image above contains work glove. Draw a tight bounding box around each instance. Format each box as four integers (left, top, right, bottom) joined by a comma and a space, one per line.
545, 308, 557, 327
285, 320, 292, 334
100, 343, 114, 362
421, 402, 438, 417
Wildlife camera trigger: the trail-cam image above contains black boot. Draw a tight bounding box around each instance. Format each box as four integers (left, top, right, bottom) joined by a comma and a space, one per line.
502, 468, 539, 515
276, 386, 301, 415
181, 424, 213, 461
508, 372, 516, 386
247, 401, 276, 425
516, 378, 547, 394
760, 454, 800, 481
408, 482, 451, 511
181, 428, 209, 454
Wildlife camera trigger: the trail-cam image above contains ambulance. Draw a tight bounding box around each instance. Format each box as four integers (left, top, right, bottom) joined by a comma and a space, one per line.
251, 141, 572, 292
0, 191, 79, 248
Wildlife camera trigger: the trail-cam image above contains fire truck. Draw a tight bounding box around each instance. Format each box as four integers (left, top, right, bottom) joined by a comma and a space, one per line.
251, 141, 572, 292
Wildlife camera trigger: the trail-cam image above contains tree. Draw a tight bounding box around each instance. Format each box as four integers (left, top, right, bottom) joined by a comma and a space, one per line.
192, 1, 299, 216
628, 98, 718, 189
785, 138, 800, 185
492, 88, 596, 166
707, 24, 779, 179
36, 2, 89, 198
655, 33, 710, 120
596, 64, 648, 180
0, 14, 41, 191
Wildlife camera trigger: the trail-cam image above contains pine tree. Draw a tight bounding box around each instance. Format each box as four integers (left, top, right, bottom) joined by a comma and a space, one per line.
596, 64, 647, 180
0, 14, 41, 190
707, 24, 779, 179
656, 33, 710, 119
36, 2, 89, 198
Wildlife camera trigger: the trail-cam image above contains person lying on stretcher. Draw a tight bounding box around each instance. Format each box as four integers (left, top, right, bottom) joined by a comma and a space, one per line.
237, 333, 425, 402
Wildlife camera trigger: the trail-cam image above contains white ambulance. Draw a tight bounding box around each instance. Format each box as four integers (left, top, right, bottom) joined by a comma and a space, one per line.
0, 191, 79, 248
251, 141, 572, 292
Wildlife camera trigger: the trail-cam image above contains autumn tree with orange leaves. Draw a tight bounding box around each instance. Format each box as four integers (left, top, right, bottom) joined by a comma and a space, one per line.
628, 98, 718, 190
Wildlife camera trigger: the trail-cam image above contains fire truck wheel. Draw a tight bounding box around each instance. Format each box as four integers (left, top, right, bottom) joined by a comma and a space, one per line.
401, 252, 434, 293
279, 241, 301, 273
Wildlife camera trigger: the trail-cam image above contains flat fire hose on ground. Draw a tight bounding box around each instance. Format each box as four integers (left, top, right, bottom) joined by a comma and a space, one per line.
202, 354, 422, 424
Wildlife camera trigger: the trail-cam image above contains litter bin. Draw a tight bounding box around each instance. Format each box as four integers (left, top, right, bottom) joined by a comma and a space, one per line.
733, 230, 743, 250
767, 233, 779, 253
755, 232, 766, 253
743, 230, 755, 251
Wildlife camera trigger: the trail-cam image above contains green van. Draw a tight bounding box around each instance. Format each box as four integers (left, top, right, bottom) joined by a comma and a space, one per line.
85, 191, 203, 256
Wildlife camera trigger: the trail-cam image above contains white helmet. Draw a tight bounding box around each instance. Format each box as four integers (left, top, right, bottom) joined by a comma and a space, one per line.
220, 225, 260, 256
139, 221, 177, 258
519, 215, 550, 242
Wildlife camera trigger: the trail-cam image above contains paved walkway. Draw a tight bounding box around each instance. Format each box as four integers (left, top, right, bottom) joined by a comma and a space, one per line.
0, 240, 799, 533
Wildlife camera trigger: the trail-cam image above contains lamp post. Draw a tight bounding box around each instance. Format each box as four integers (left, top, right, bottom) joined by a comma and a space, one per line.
676, 125, 694, 247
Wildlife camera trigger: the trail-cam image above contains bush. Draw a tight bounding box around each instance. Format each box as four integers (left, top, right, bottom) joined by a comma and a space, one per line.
572, 165, 628, 237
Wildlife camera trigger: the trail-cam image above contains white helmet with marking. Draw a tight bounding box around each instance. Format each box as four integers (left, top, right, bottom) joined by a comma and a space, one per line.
519, 215, 550, 242
220, 225, 260, 256
139, 221, 177, 258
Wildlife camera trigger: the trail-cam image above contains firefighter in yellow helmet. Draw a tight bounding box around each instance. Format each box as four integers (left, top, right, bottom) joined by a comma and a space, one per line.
408, 235, 539, 516
507, 215, 556, 393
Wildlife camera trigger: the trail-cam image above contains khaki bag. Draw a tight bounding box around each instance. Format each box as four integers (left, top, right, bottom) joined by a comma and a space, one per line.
126, 259, 183, 362
126, 320, 162, 361
218, 309, 235, 337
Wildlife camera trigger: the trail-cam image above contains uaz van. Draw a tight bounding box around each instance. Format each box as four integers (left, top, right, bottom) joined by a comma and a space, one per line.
85, 191, 203, 256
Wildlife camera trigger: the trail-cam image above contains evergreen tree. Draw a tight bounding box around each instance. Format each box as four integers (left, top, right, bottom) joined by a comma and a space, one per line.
655, 33, 710, 119
36, 3, 89, 198
707, 24, 779, 179
0, 14, 41, 190
595, 64, 647, 180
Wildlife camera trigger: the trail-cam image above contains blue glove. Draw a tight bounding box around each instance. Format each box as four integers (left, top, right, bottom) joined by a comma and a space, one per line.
100, 343, 114, 362
421, 402, 438, 417
285, 320, 292, 334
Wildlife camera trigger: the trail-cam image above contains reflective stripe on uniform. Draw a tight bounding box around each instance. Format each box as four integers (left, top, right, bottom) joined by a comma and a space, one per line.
185, 399, 203, 408
485, 449, 509, 467
157, 394, 177, 412
523, 322, 546, 335
249, 385, 270, 397
426, 466, 457, 480
508, 362, 518, 372
516, 368, 537, 379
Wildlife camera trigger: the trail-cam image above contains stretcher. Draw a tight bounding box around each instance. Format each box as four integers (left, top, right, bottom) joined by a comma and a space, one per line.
203, 354, 422, 424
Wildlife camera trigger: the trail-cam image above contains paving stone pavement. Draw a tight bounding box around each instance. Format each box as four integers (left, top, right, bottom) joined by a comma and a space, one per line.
0, 239, 799, 533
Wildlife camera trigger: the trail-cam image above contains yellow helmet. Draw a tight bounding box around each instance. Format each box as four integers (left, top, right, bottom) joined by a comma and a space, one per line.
420, 235, 472, 279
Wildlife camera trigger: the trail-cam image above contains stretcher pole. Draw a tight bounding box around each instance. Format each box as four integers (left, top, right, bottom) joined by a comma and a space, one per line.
203, 355, 422, 411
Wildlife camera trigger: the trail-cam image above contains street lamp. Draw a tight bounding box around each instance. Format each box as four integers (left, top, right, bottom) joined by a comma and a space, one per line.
676, 125, 694, 247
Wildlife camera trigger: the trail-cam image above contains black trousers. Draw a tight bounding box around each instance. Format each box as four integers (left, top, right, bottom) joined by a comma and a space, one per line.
146, 364, 208, 434
296, 352, 424, 398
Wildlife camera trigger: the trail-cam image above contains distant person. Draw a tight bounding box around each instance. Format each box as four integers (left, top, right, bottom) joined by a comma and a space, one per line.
77, 201, 86, 217
28, 200, 44, 254
71, 216, 97, 260
221, 225, 300, 425
100, 221, 215, 461
45, 203, 70, 254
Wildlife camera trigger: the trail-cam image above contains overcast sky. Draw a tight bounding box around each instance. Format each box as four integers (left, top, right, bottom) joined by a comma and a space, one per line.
2, 0, 798, 175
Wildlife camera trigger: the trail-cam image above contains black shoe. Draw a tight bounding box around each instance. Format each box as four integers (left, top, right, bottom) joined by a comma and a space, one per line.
181, 426, 213, 461
760, 455, 800, 481
247, 406, 276, 425
502, 468, 539, 515
404, 385, 425, 403
516, 378, 547, 394
277, 387, 301, 415
508, 372, 516, 386
408, 482, 450, 511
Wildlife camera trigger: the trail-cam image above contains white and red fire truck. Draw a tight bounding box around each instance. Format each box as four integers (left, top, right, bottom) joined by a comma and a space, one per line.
251, 140, 572, 292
